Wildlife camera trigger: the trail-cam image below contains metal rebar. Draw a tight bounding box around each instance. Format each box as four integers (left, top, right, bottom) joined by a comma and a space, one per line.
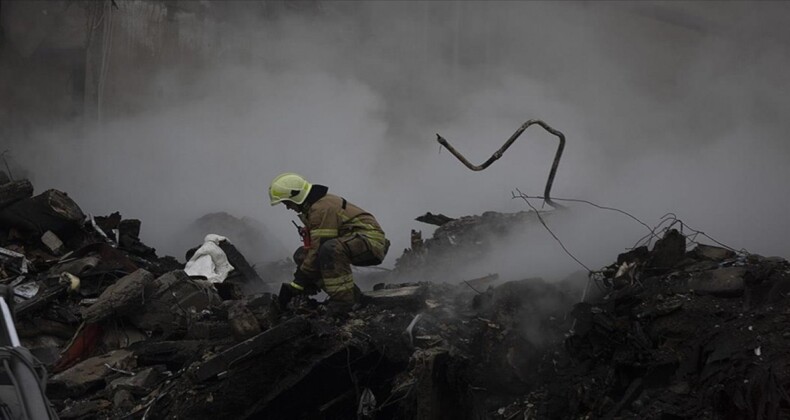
436, 119, 566, 208
0, 150, 13, 181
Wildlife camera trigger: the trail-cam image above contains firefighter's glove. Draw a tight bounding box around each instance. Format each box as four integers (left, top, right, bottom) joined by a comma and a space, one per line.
293, 270, 319, 295
278, 280, 319, 309
278, 282, 300, 308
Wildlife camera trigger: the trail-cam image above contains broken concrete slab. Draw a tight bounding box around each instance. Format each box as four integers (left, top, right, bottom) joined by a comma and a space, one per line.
692, 244, 736, 262
0, 179, 34, 209
365, 285, 426, 309
81, 268, 155, 323
49, 349, 136, 399
688, 267, 747, 296
109, 367, 164, 396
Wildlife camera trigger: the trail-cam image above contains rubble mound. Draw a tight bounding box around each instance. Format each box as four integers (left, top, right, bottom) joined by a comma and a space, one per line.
503, 232, 790, 419
396, 210, 551, 280
147, 278, 577, 419
4, 178, 790, 419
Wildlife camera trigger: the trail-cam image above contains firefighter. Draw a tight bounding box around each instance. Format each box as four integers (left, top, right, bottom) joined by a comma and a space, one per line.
269, 173, 389, 308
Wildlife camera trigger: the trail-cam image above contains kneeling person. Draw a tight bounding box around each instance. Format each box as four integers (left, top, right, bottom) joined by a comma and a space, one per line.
269, 173, 389, 306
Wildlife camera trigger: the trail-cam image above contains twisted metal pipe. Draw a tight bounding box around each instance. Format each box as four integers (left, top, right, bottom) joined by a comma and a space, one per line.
436, 119, 566, 208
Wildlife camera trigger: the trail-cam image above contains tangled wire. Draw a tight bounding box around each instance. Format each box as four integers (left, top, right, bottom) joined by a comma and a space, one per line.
512, 190, 750, 303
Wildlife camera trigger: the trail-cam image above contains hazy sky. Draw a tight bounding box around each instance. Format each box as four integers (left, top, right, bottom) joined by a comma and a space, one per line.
8, 1, 790, 280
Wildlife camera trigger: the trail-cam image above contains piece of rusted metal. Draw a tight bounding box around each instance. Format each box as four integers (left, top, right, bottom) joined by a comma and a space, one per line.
436, 119, 566, 208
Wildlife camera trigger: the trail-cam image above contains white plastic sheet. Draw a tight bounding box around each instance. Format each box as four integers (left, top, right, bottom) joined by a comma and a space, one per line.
184, 234, 235, 283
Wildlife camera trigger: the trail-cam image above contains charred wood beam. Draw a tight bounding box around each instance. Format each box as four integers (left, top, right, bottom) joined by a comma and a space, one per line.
436, 119, 566, 209
603, 378, 643, 420
130, 340, 211, 370
192, 317, 312, 382
0, 189, 85, 236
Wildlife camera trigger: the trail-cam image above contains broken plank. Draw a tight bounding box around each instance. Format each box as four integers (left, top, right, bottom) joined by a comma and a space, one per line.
192, 317, 311, 382
415, 212, 455, 226
130, 340, 211, 369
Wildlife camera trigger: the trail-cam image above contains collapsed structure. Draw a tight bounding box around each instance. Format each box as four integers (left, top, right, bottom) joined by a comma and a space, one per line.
1, 176, 789, 419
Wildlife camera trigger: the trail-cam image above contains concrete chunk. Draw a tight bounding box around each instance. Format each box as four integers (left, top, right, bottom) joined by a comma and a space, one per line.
41, 230, 65, 255
113, 389, 135, 411
688, 267, 747, 296
81, 269, 155, 323
109, 367, 164, 396
49, 350, 135, 398
692, 244, 736, 262
649, 229, 686, 269
365, 285, 426, 309
226, 301, 261, 341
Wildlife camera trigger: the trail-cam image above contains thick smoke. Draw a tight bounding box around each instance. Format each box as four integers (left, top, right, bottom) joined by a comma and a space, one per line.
4, 2, 790, 278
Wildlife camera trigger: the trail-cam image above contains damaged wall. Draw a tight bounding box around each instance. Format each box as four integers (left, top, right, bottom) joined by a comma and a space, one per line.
2, 1, 789, 278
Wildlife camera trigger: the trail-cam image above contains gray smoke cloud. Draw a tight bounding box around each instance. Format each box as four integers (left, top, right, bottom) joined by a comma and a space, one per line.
4, 1, 790, 279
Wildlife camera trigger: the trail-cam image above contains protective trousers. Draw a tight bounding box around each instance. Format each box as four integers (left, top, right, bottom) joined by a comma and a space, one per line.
317, 234, 389, 303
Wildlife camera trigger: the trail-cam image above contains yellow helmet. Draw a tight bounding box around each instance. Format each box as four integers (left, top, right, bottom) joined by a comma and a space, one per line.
269, 173, 313, 206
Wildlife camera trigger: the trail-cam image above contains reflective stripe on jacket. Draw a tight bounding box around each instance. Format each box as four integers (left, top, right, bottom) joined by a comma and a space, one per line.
297, 193, 385, 278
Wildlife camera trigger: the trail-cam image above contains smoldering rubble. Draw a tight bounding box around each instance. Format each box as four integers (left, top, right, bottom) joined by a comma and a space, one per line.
2, 178, 790, 419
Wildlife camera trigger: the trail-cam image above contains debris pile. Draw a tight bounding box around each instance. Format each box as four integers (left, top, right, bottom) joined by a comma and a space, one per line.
4, 177, 790, 419
500, 231, 790, 419
396, 210, 553, 280
0, 179, 265, 418
145, 278, 577, 419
